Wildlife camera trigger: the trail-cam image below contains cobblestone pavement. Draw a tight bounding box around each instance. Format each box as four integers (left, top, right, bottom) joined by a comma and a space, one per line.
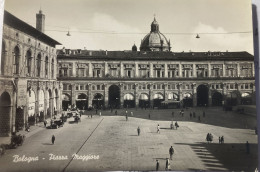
0, 107, 257, 171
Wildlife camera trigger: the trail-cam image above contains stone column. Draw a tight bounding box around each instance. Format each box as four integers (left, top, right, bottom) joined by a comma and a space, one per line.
89, 63, 93, 77
237, 63, 240, 77
179, 64, 182, 77
71, 84, 76, 106
104, 62, 108, 76
192, 83, 197, 107
135, 83, 139, 107
178, 83, 183, 107
252, 63, 255, 77
150, 63, 153, 78
164, 83, 168, 101
72, 62, 76, 77
208, 84, 212, 106
222, 83, 227, 105
120, 84, 124, 108
208, 64, 211, 77
104, 84, 109, 108
120, 62, 124, 77
88, 83, 92, 108
223, 64, 226, 77
165, 63, 168, 78
193, 64, 196, 78
135, 62, 138, 78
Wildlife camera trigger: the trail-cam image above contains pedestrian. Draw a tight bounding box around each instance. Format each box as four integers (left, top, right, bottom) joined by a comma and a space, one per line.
137, 126, 140, 136
165, 158, 170, 171
246, 141, 250, 154
157, 124, 160, 133
99, 111, 102, 116
156, 160, 159, 171
221, 136, 224, 143
219, 137, 221, 144
44, 120, 47, 127
52, 135, 55, 144
203, 111, 205, 117
126, 114, 128, 121
175, 121, 179, 129
131, 112, 133, 116
206, 133, 210, 143
169, 146, 174, 160
190, 112, 192, 119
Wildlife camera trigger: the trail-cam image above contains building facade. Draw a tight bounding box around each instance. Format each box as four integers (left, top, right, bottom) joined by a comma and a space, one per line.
57, 19, 255, 111
0, 11, 62, 137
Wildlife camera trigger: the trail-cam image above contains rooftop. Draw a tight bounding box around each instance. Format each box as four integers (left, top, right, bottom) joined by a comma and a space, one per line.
3, 10, 61, 47
57, 49, 254, 61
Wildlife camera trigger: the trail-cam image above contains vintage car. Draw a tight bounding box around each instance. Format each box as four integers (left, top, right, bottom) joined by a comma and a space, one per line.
51, 120, 64, 129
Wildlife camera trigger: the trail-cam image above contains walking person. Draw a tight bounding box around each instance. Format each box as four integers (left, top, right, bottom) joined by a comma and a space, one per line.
44, 120, 47, 127
157, 124, 160, 133
137, 126, 140, 136
175, 121, 179, 130
52, 135, 55, 144
169, 146, 174, 160
126, 114, 128, 121
246, 141, 250, 154
156, 160, 159, 171
221, 136, 224, 144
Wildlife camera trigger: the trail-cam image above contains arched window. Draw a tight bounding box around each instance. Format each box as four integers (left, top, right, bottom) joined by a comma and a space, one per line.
45, 56, 48, 78
51, 58, 54, 78
36, 54, 41, 77
26, 50, 32, 76
13, 46, 20, 74
1, 41, 6, 75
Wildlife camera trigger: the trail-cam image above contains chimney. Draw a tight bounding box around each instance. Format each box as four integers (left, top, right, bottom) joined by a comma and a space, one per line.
36, 9, 45, 33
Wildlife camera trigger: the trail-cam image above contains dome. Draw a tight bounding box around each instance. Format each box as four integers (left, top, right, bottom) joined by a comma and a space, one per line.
140, 18, 171, 51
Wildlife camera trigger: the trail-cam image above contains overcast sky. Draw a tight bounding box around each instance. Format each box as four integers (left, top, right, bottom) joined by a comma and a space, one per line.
4, 0, 254, 54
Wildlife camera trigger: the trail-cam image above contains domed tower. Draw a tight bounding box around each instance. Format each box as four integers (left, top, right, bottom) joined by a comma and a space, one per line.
140, 17, 171, 52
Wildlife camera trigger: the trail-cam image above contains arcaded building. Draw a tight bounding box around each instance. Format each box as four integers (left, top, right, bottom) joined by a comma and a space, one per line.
0, 10, 62, 137
57, 18, 255, 110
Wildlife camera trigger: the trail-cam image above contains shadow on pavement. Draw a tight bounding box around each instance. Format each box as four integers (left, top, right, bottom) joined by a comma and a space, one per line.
42, 143, 53, 145
175, 142, 258, 171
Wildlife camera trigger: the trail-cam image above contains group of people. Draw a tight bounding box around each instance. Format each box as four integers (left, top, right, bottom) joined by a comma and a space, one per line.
155, 146, 175, 171
206, 133, 213, 143
218, 136, 224, 144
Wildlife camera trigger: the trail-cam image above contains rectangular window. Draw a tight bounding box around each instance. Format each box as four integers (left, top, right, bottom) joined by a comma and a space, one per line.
216, 85, 219, 89
245, 84, 249, 89
153, 85, 156, 89
85, 85, 89, 90
80, 85, 83, 90
124, 85, 127, 90
76, 86, 79, 90
97, 85, 100, 90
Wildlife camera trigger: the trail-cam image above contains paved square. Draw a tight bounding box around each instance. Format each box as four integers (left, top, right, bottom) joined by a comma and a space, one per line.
0, 107, 258, 171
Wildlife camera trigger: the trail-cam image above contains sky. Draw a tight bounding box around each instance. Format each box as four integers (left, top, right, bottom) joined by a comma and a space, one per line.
3, 0, 254, 54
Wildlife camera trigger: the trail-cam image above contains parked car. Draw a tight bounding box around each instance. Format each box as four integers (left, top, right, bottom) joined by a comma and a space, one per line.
51, 120, 64, 129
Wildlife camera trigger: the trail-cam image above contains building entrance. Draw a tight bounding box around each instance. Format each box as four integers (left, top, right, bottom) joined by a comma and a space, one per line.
197, 84, 208, 106
109, 85, 120, 109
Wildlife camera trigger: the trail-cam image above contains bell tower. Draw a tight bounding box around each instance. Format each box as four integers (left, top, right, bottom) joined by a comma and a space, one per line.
36, 9, 45, 33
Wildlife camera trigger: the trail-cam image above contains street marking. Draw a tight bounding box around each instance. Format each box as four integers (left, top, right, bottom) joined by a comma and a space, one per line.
62, 118, 104, 172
